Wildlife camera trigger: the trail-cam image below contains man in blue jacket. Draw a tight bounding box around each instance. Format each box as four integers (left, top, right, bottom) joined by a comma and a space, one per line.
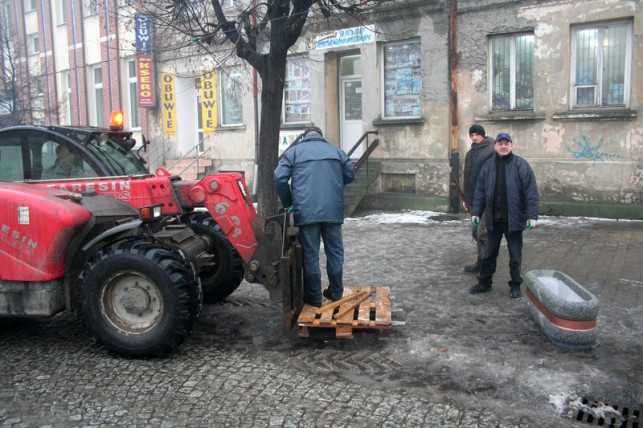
274, 127, 355, 307
469, 133, 539, 298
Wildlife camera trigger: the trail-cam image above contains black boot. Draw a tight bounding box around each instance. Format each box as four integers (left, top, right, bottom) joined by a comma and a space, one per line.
469, 283, 492, 294
464, 260, 481, 273
509, 285, 522, 299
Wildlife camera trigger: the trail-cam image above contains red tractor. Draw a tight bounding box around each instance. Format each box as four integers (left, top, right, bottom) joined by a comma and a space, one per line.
0, 182, 206, 357
0, 116, 303, 356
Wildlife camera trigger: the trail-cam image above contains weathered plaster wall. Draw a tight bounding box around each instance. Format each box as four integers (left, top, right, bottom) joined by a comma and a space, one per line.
458, 0, 642, 205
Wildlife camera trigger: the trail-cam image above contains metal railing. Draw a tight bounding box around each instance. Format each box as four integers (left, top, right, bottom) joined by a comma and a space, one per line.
165, 137, 212, 178
347, 131, 379, 175
144, 135, 171, 174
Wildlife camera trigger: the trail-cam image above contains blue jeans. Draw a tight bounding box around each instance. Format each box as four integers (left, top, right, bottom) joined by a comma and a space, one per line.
299, 223, 345, 304
478, 221, 523, 288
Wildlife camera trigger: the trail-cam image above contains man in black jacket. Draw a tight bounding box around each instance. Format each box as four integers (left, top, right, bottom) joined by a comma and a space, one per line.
462, 124, 495, 273
469, 133, 539, 299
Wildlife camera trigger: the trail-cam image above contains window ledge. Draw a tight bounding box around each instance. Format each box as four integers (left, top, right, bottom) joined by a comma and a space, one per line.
372, 117, 425, 127
281, 123, 312, 131
475, 111, 545, 122
215, 124, 246, 132
552, 109, 637, 121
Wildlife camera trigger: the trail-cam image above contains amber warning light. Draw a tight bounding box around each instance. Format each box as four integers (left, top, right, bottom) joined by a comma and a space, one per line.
110, 111, 124, 130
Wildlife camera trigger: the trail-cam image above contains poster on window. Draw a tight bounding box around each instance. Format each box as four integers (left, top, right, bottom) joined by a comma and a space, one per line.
200, 69, 217, 135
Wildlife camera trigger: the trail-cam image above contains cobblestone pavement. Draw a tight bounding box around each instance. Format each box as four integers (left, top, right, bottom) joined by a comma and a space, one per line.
1, 213, 641, 427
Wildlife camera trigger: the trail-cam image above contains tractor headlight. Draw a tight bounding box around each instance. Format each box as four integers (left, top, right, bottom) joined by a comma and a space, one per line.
139, 205, 163, 220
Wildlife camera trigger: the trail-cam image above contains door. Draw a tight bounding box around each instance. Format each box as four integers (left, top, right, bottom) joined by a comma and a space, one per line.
339, 55, 363, 158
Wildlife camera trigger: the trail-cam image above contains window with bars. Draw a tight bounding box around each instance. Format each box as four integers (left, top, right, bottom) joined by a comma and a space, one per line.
382, 40, 422, 118
282, 56, 310, 124
489, 33, 534, 111
571, 21, 631, 108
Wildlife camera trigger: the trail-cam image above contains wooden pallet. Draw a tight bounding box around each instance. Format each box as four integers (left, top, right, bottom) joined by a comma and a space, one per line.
297, 286, 392, 339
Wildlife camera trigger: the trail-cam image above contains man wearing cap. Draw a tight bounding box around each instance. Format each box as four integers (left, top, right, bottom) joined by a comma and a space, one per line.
462, 124, 495, 273
469, 132, 539, 299
274, 127, 355, 307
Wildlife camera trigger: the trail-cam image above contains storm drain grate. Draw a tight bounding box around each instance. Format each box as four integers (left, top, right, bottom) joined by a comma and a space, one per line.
574, 397, 640, 427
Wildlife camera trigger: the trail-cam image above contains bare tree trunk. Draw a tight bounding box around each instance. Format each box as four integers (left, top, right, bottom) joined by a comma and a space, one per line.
256, 52, 287, 219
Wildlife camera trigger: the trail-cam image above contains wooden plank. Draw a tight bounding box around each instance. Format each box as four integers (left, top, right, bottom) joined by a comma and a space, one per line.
375, 286, 392, 326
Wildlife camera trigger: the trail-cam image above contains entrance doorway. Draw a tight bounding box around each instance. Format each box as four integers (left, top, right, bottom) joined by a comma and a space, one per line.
339, 55, 362, 158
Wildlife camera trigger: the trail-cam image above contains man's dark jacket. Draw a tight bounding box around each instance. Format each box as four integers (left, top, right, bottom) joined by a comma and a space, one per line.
463, 136, 495, 207
472, 153, 539, 232
274, 135, 355, 226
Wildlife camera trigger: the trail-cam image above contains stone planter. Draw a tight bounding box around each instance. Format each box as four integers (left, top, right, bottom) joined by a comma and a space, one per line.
524, 270, 599, 350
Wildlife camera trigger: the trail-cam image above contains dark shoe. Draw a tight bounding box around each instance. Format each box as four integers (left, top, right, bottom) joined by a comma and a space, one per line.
464, 263, 481, 273
509, 286, 522, 299
323, 288, 342, 302
304, 299, 322, 308
469, 283, 492, 294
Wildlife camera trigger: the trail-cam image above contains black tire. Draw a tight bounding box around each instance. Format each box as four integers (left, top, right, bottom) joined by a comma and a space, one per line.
77, 238, 202, 358
182, 212, 244, 303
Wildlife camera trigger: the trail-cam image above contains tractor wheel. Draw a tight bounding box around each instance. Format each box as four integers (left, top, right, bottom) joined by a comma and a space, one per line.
182, 212, 244, 303
77, 238, 202, 358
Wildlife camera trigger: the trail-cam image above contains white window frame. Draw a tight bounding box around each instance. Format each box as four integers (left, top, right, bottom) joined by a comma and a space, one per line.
127, 60, 141, 129
282, 55, 311, 125
28, 34, 39, 54
488, 32, 534, 111
570, 20, 632, 109
56, 0, 66, 24
85, 0, 98, 16
24, 0, 36, 13
195, 77, 204, 154
61, 70, 72, 125
218, 66, 243, 126
92, 65, 104, 126
381, 39, 422, 119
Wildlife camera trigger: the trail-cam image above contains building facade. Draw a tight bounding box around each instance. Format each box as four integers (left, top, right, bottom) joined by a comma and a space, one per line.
2, 0, 641, 218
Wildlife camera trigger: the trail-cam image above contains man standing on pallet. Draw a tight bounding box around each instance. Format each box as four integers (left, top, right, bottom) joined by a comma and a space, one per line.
462, 124, 495, 273
274, 127, 355, 307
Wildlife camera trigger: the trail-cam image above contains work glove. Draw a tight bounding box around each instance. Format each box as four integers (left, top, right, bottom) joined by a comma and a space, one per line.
471, 216, 480, 227
527, 219, 537, 230
462, 201, 471, 213
279, 206, 294, 214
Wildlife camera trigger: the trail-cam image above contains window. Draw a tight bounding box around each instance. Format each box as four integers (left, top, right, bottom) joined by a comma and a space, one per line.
61, 71, 72, 125
93, 66, 104, 126
490, 33, 534, 111
57, 0, 66, 24
219, 66, 243, 125
221, 0, 235, 8
571, 21, 631, 108
195, 78, 204, 153
382, 40, 422, 118
2, 3, 11, 35
28, 35, 39, 54
85, 0, 98, 16
24, 0, 36, 13
283, 56, 310, 124
127, 60, 141, 128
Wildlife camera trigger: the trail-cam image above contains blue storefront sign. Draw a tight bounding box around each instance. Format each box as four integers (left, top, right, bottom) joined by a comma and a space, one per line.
135, 13, 152, 55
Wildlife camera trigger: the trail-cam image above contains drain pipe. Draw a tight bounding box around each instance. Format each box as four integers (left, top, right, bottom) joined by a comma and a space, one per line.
251, 0, 260, 198
448, 0, 460, 214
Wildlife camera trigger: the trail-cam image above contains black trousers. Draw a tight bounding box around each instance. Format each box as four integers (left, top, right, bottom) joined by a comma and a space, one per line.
478, 221, 523, 288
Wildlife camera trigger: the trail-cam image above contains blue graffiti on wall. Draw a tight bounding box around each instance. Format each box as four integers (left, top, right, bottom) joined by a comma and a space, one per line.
567, 135, 620, 164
